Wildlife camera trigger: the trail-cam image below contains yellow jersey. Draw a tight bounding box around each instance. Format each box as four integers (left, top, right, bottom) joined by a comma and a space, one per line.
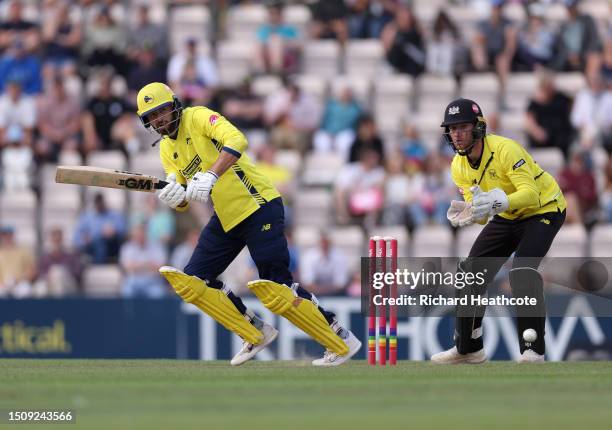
450, 134, 567, 221
159, 106, 281, 232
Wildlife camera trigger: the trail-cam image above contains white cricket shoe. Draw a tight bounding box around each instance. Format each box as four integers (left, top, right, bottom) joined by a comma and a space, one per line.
519, 349, 545, 363
431, 346, 487, 364
312, 330, 362, 367
230, 323, 278, 366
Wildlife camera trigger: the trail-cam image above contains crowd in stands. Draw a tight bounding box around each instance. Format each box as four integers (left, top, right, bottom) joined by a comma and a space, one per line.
0, 0, 611, 299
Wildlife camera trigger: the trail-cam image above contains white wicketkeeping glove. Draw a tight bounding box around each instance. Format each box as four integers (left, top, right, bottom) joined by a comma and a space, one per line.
447, 200, 474, 227
186, 171, 218, 203
158, 173, 186, 209
471, 185, 509, 221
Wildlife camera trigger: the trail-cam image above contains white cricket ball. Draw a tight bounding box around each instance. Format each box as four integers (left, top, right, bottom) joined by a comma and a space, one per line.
523, 328, 537, 343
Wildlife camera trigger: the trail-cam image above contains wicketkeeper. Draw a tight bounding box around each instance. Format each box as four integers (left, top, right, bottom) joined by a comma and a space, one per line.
136, 83, 361, 366
433, 98, 567, 363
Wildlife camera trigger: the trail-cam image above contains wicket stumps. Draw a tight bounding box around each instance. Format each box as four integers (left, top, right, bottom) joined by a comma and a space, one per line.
368, 236, 398, 366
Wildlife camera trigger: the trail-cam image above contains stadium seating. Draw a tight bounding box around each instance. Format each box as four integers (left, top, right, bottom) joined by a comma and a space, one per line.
216, 40, 256, 86
303, 41, 341, 79
83, 265, 123, 297
411, 225, 453, 258
547, 224, 588, 258
345, 39, 385, 78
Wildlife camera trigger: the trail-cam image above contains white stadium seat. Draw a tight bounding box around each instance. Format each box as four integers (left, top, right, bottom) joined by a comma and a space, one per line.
226, 4, 267, 40
83, 265, 123, 297
330, 75, 372, 106
345, 39, 384, 78
294, 189, 332, 228
411, 225, 453, 258
302, 152, 344, 187
303, 40, 341, 78
217, 40, 256, 87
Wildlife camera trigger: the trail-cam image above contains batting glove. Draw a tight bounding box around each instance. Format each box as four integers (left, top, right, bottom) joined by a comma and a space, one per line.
158, 173, 186, 209
186, 171, 218, 203
447, 200, 474, 227
471, 186, 509, 221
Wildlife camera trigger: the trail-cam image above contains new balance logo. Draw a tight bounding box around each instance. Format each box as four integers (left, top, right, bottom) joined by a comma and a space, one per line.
261, 224, 271, 231
540, 218, 550, 225
448, 106, 460, 115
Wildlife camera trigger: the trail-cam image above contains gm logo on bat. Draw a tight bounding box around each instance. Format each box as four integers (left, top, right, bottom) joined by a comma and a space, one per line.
118, 178, 154, 190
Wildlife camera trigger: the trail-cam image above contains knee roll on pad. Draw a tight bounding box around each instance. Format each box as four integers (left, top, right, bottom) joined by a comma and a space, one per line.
159, 266, 263, 345
247, 279, 349, 355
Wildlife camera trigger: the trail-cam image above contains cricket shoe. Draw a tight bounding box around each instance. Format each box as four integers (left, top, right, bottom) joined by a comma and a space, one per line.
312, 330, 362, 367
230, 323, 278, 366
519, 349, 545, 363
431, 346, 487, 364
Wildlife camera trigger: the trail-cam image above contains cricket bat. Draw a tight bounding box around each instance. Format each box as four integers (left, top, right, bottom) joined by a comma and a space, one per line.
55, 165, 172, 193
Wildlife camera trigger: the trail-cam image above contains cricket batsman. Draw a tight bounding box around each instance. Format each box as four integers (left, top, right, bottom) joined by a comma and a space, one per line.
136, 83, 361, 366
432, 98, 567, 363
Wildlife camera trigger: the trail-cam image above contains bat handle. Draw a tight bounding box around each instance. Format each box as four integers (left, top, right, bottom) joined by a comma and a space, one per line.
155, 181, 187, 190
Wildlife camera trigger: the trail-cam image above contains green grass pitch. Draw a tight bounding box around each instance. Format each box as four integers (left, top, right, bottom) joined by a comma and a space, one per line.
1, 360, 611, 430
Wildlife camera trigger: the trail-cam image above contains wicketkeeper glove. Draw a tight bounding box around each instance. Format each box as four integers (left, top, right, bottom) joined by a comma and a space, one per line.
447, 200, 474, 227
471, 185, 509, 221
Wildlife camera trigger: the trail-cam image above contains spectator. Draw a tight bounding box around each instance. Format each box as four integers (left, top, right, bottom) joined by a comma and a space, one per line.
127, 4, 168, 64
399, 122, 427, 172
348, 0, 396, 40
570, 71, 612, 151
0, 226, 36, 297
0, 79, 35, 190
81, 6, 128, 76
0, 38, 42, 95
126, 47, 166, 103
516, 3, 555, 71
309, 0, 349, 45
602, 20, 612, 85
299, 230, 349, 296
41, 0, 81, 79
264, 78, 321, 153
119, 223, 167, 298
255, 144, 295, 202
170, 228, 200, 271
381, 5, 426, 78
409, 152, 455, 227
221, 78, 265, 132
525, 71, 574, 159
554, 0, 602, 76
558, 150, 599, 228
177, 59, 209, 107
254, 2, 300, 75
81, 69, 135, 154
74, 193, 127, 264
426, 10, 466, 79
334, 148, 385, 226
601, 158, 612, 223
382, 152, 414, 229
38, 227, 82, 296
0, 0, 40, 53
130, 194, 176, 250
348, 115, 384, 163
35, 75, 81, 164
167, 38, 218, 100
313, 85, 362, 159
470, 0, 517, 109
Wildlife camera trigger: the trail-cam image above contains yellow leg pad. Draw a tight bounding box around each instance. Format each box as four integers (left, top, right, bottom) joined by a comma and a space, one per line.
160, 267, 263, 345
247, 280, 349, 355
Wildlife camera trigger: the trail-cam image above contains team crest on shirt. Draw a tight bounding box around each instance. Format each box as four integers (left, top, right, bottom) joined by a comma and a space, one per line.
209, 114, 219, 125
488, 169, 497, 179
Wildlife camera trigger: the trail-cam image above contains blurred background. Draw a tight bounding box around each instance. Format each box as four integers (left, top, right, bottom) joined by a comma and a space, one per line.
0, 0, 611, 360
